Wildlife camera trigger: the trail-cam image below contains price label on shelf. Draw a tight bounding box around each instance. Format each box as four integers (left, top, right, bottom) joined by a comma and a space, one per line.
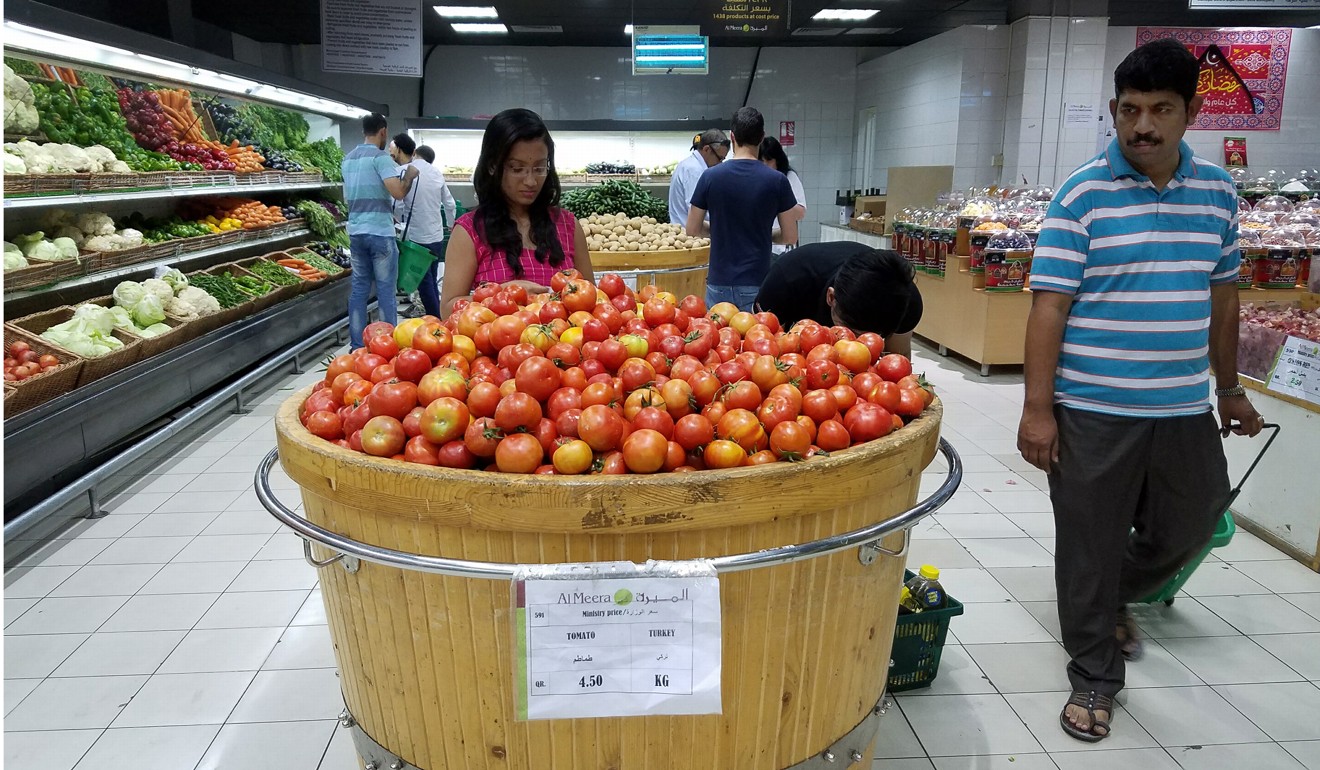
514, 561, 722, 720
1267, 335, 1320, 406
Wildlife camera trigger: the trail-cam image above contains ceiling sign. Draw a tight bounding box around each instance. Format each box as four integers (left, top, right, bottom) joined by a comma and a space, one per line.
321, 0, 422, 77
702, 0, 788, 37
1137, 27, 1292, 131
1188, 0, 1320, 8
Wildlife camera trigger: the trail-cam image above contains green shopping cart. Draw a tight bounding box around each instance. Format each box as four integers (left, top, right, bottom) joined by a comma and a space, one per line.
1139, 422, 1281, 606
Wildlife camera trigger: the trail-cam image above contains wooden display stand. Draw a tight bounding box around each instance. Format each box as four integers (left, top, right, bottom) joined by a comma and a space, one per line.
588, 246, 709, 300
276, 392, 943, 770
913, 256, 1032, 375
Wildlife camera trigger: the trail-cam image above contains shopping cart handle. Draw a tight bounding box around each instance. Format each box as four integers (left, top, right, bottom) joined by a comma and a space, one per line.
1226, 422, 1280, 494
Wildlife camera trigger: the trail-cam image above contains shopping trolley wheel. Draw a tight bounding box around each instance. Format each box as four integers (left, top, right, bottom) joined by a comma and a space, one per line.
1164, 599, 1175, 607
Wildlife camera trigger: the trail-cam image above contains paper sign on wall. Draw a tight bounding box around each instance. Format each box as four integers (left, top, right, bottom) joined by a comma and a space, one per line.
1224, 136, 1248, 167
1267, 335, 1320, 406
779, 121, 795, 147
321, 0, 422, 77
1065, 103, 1094, 128
514, 561, 722, 720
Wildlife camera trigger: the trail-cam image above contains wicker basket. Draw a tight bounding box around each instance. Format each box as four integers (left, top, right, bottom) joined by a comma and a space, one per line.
29, 173, 91, 194
279, 246, 335, 287
207, 262, 282, 313
2, 327, 85, 415
80, 296, 193, 359
136, 171, 175, 190
175, 232, 223, 255
87, 172, 147, 191
38, 254, 90, 283
4, 174, 37, 195
3, 259, 58, 291
186, 265, 262, 326
234, 254, 305, 301
6, 306, 142, 387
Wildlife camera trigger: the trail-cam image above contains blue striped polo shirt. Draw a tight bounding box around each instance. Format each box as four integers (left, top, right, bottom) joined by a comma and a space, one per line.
341, 144, 399, 238
1030, 138, 1240, 418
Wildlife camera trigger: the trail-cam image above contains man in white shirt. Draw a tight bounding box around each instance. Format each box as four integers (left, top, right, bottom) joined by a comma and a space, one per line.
668, 129, 728, 226
390, 133, 456, 318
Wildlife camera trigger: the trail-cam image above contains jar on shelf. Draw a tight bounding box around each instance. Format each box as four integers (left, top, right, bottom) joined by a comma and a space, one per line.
891, 208, 911, 257
1254, 194, 1294, 222
928, 212, 957, 277
1243, 176, 1276, 205
1257, 227, 1306, 289
1230, 166, 1251, 193
1027, 185, 1055, 203
1236, 230, 1265, 289
969, 212, 1010, 280
957, 197, 997, 256
1237, 196, 1253, 214
1298, 198, 1320, 214
983, 228, 1035, 292
1241, 210, 1278, 233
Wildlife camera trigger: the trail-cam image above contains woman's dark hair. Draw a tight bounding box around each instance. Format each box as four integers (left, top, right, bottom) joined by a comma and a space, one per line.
758, 136, 792, 176
362, 112, 387, 136
472, 108, 565, 278
731, 106, 766, 148
831, 248, 922, 337
1115, 38, 1200, 107
391, 133, 415, 156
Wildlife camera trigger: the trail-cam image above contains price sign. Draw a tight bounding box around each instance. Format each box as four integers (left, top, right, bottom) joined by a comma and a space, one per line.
1267, 335, 1320, 405
514, 561, 721, 720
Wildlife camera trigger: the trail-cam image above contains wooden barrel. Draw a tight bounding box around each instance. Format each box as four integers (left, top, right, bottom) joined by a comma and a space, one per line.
588, 246, 709, 301
276, 391, 942, 770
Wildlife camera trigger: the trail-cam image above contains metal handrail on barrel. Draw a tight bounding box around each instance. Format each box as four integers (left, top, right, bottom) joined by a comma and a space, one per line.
253, 438, 963, 579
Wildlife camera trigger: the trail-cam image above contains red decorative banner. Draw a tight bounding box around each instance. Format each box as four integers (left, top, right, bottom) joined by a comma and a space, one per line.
1136, 27, 1291, 131
1224, 136, 1247, 167
779, 121, 795, 147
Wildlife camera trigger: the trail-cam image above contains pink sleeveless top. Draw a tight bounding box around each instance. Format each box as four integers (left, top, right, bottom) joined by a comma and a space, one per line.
456, 207, 577, 286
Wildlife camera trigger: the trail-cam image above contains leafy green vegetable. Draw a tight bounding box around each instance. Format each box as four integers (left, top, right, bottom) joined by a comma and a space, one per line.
561, 180, 669, 222
294, 200, 341, 240
293, 139, 345, 182
247, 259, 302, 286
4, 57, 42, 78
238, 104, 309, 151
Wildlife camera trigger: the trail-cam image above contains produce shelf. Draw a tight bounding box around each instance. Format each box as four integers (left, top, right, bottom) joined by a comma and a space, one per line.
2, 276, 351, 515
3, 180, 340, 210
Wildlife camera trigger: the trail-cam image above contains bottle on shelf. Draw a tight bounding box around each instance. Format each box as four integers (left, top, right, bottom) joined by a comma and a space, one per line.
905, 565, 947, 611
837, 190, 850, 225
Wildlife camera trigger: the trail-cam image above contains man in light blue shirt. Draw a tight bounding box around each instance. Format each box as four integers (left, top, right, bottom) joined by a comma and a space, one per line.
341, 112, 418, 346
668, 129, 727, 226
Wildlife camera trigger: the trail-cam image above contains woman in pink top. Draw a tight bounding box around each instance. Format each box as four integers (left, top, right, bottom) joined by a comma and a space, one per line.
441, 109, 593, 316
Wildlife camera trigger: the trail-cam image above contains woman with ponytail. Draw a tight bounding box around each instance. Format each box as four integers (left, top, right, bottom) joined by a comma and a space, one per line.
441, 109, 592, 316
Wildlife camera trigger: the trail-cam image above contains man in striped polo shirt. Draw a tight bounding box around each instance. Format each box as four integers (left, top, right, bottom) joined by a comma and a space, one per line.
342, 112, 419, 346
1017, 39, 1264, 743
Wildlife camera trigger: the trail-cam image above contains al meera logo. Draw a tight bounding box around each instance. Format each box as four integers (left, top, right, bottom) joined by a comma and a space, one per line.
613, 588, 634, 606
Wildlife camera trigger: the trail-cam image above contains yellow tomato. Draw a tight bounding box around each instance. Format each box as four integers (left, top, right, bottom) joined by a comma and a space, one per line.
559, 326, 584, 348
568, 310, 594, 328
451, 334, 477, 362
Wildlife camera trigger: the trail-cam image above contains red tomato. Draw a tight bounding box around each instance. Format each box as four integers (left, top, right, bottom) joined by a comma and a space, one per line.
703, 439, 747, 469
679, 294, 706, 318
353, 353, 386, 380
830, 383, 858, 412
303, 389, 339, 419
360, 416, 406, 457
549, 268, 583, 294
366, 380, 418, 420
467, 381, 502, 418
553, 439, 594, 474
817, 419, 851, 451
798, 323, 834, 352
539, 300, 569, 323
805, 359, 840, 390
857, 332, 886, 362
561, 366, 588, 392
343, 379, 374, 407
578, 404, 626, 452
660, 379, 695, 419
642, 297, 677, 327
581, 317, 610, 343
834, 340, 872, 374
495, 433, 544, 473
687, 369, 722, 407
722, 380, 763, 412
534, 418, 559, 458
368, 333, 399, 360
895, 387, 926, 418
750, 355, 788, 393
844, 402, 894, 443
305, 411, 343, 441
417, 367, 468, 406
473, 281, 501, 303
801, 389, 838, 424
369, 364, 396, 384
717, 408, 766, 453
419, 397, 470, 444
776, 331, 801, 355
593, 450, 627, 475
556, 408, 583, 438
404, 436, 441, 465
435, 352, 471, 377
326, 354, 357, 384
874, 354, 913, 382
402, 406, 425, 437
769, 421, 811, 460
599, 273, 627, 298
618, 358, 657, 392
494, 392, 543, 433
631, 406, 675, 440
869, 381, 903, 413
363, 321, 394, 346
595, 339, 628, 372
546, 342, 581, 369
623, 387, 665, 421
673, 414, 715, 451
561, 278, 597, 313
437, 440, 477, 469
392, 348, 432, 383
464, 417, 502, 457
514, 356, 562, 402
546, 387, 583, 419
412, 323, 454, 360
622, 429, 668, 473
489, 315, 527, 350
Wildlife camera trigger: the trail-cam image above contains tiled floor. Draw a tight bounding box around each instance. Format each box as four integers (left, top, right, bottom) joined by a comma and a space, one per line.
5, 341, 1319, 770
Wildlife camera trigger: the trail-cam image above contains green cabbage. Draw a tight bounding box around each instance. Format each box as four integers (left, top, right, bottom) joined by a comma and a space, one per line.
160, 268, 188, 291
130, 293, 166, 327
137, 323, 172, 338
112, 280, 146, 308
41, 306, 125, 358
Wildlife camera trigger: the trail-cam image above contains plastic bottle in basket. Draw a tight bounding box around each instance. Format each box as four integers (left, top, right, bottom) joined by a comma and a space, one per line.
898, 586, 923, 615
905, 565, 947, 611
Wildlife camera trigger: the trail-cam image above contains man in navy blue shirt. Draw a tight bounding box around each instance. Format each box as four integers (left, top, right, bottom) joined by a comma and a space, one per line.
687, 107, 799, 311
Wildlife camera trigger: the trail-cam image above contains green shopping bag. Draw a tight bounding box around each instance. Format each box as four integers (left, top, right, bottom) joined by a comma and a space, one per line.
396, 180, 438, 293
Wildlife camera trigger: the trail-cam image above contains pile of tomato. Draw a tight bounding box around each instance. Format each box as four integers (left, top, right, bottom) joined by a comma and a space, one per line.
4, 340, 62, 382
299, 270, 934, 475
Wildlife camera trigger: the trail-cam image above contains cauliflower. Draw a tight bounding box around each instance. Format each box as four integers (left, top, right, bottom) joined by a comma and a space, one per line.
106, 160, 131, 173
53, 225, 85, 247
83, 234, 126, 252
46, 144, 93, 173
169, 286, 222, 319
75, 211, 115, 237
141, 278, 174, 303
117, 228, 145, 248
4, 151, 25, 174
83, 145, 117, 170
9, 140, 52, 174
39, 208, 76, 232
4, 65, 39, 134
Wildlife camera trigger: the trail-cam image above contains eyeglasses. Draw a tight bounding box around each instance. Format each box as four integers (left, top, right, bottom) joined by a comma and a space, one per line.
505, 164, 550, 179
704, 142, 730, 158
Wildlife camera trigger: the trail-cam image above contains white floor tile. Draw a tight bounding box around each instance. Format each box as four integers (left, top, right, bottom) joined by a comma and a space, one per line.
255, 532, 307, 560
3, 633, 88, 679
124, 513, 219, 538
1035, 537, 1056, 555
1165, 741, 1314, 770
5, 674, 148, 730
965, 643, 1071, 694
52, 514, 148, 540
1003, 513, 1056, 539
931, 490, 999, 514
9, 538, 115, 567
159, 627, 285, 673
961, 538, 1054, 568
1232, 559, 1320, 594
900, 644, 997, 697
1160, 635, 1305, 685
290, 588, 328, 626
1180, 562, 1268, 597
6, 595, 130, 635
158, 489, 246, 513
874, 702, 927, 759
1282, 741, 1320, 769
947, 601, 1056, 645
987, 567, 1056, 602
3, 729, 102, 770
204, 453, 266, 474
1006, 690, 1158, 753
112, 671, 256, 727
181, 472, 259, 493
153, 456, 217, 475
897, 693, 1044, 757
88, 536, 193, 565
4, 596, 39, 626
196, 719, 337, 770
1199, 594, 1320, 635
195, 590, 310, 629
101, 490, 175, 513
201, 509, 283, 536
875, 758, 936, 769
4, 565, 81, 598
137, 561, 246, 595
934, 513, 1026, 540
1215, 531, 1290, 561
932, 755, 1057, 770
48, 563, 162, 597
934, 568, 1014, 603
907, 539, 981, 570
1049, 748, 1179, 770
226, 558, 320, 592
1020, 601, 1064, 642
1128, 599, 1241, 639
1285, 593, 1320, 621
171, 533, 271, 563
1120, 638, 1204, 689
229, 667, 344, 722
72, 724, 220, 770
100, 593, 220, 632
123, 474, 200, 494
5, 678, 41, 715
318, 720, 360, 770
980, 489, 1054, 514
1214, 681, 1320, 741
263, 624, 338, 670
53, 630, 188, 677
1121, 685, 1270, 746
1250, 633, 1320, 680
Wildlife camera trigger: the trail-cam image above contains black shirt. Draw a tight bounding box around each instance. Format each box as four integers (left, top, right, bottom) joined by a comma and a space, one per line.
754, 241, 869, 328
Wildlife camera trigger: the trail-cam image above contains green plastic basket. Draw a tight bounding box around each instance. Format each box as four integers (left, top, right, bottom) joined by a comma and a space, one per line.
887, 570, 965, 693
1139, 510, 1236, 605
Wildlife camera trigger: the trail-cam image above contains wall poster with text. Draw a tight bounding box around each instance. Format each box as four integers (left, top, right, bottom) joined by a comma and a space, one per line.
1136, 27, 1291, 131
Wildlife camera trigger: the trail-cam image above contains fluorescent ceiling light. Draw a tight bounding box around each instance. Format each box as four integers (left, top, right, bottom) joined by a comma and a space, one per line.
792, 27, 847, 36
636, 55, 706, 62
625, 24, 635, 35
845, 27, 899, 34
812, 9, 880, 21
434, 5, 499, 18
452, 22, 508, 33
636, 43, 706, 50
510, 25, 562, 33
2, 20, 371, 119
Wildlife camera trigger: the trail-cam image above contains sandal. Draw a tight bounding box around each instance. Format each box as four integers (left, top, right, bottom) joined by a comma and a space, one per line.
1059, 690, 1113, 743
1117, 610, 1144, 661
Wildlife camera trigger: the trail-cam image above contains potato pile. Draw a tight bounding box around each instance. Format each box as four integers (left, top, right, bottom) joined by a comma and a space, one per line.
580, 213, 711, 253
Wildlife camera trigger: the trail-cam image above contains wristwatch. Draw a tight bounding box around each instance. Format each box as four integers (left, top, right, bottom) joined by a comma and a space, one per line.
1215, 384, 1247, 397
